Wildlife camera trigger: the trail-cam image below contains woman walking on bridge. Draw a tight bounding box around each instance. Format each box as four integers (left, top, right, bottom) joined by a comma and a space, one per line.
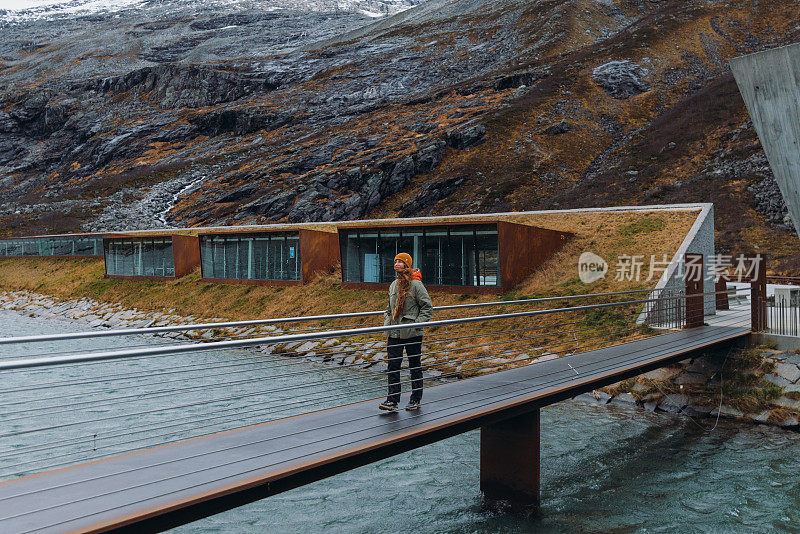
379, 252, 433, 412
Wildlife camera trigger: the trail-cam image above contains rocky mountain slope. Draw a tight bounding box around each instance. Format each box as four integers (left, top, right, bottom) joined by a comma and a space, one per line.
1, 0, 799, 271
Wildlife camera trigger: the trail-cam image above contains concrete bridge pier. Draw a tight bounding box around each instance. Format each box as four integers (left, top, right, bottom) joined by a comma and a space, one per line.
480, 409, 540, 509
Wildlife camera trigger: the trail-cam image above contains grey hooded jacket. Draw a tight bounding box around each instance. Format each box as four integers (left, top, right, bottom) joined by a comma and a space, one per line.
383, 278, 434, 339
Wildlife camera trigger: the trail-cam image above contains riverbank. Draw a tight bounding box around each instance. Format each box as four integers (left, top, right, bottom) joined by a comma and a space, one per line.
4, 289, 800, 431
585, 344, 800, 430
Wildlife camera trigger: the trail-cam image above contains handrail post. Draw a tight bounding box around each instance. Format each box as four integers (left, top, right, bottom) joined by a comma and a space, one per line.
751, 254, 767, 332
715, 277, 729, 311
685, 253, 704, 328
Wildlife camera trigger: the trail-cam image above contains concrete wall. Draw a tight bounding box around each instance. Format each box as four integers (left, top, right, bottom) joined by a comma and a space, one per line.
656, 203, 716, 316
730, 42, 800, 237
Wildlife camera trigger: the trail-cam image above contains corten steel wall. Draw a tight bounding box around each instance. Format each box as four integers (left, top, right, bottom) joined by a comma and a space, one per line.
497, 222, 573, 290
730, 43, 800, 236
340, 222, 572, 294
172, 235, 201, 278
299, 230, 339, 283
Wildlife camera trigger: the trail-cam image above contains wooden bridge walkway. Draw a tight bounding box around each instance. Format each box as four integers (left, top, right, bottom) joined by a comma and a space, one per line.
0, 325, 749, 533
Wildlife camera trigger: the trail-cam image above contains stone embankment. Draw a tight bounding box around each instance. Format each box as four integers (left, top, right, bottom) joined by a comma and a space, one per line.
582, 346, 800, 431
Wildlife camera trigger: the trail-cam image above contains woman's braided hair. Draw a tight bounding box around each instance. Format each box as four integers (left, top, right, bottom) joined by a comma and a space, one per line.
392, 266, 413, 321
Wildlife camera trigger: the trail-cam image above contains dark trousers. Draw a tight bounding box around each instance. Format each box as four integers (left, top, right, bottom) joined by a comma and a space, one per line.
387, 336, 423, 404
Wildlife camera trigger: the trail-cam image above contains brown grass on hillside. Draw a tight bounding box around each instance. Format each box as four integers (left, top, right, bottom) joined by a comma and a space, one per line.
512, 209, 698, 297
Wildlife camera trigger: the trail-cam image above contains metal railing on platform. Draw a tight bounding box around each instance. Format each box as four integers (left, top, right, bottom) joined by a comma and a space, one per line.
767, 297, 800, 337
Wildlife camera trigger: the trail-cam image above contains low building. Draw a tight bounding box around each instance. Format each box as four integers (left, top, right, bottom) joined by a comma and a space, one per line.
103, 234, 200, 280
198, 228, 339, 285
337, 219, 573, 293
0, 234, 104, 258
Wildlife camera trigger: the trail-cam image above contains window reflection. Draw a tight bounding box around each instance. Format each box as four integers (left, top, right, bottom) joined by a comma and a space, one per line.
0, 236, 103, 257
104, 238, 175, 277
340, 224, 499, 286
199, 233, 301, 281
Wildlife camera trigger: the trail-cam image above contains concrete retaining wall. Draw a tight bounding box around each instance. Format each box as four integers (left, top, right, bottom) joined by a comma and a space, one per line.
731, 42, 800, 237
649, 203, 716, 316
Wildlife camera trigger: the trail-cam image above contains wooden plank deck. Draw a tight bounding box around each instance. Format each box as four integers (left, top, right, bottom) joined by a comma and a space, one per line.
0, 325, 749, 534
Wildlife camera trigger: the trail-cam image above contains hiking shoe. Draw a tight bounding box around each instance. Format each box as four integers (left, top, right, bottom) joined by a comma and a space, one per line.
405, 400, 421, 411
379, 400, 399, 412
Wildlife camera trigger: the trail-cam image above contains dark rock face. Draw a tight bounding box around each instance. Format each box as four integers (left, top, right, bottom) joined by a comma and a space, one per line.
591, 60, 651, 99
445, 124, 486, 150
751, 173, 791, 228
93, 65, 290, 109
542, 121, 572, 135
190, 108, 296, 136
399, 176, 464, 217
239, 138, 447, 222
0, 0, 798, 258
2, 0, 637, 233
494, 68, 550, 90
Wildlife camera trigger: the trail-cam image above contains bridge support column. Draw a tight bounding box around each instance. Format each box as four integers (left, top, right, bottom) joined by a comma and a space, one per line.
480, 409, 540, 508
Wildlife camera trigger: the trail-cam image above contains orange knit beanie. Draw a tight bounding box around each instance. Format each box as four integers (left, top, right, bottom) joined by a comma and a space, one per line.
394, 252, 413, 268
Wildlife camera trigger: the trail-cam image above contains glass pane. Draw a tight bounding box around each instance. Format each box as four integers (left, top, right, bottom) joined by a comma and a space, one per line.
213, 240, 225, 279
287, 235, 300, 280
476, 229, 499, 286
422, 232, 441, 285
398, 231, 413, 265
253, 237, 267, 279
144, 240, 156, 276
360, 234, 379, 283
379, 231, 399, 283
270, 236, 284, 280
104, 241, 112, 275
238, 238, 249, 280
123, 240, 135, 275
163, 240, 175, 277
343, 232, 360, 283
200, 237, 212, 278
441, 230, 464, 286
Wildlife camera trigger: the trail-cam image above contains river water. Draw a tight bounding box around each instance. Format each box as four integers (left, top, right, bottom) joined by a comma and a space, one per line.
3, 309, 800, 533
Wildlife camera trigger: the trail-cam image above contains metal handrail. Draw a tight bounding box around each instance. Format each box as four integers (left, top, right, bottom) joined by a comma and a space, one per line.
0, 287, 701, 345
0, 289, 737, 371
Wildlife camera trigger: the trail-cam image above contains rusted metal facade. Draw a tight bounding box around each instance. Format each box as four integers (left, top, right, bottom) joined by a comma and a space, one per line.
299, 229, 340, 283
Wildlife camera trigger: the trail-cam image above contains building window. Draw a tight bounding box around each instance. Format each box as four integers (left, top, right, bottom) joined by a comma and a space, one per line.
0, 236, 103, 257
340, 224, 500, 286
199, 232, 301, 281
104, 238, 175, 277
